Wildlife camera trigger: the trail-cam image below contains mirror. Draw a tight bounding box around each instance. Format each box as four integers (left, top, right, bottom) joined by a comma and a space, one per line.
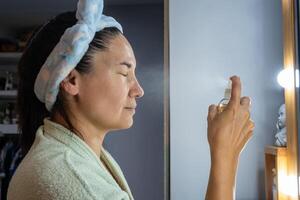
168, 0, 294, 199
296, 0, 300, 198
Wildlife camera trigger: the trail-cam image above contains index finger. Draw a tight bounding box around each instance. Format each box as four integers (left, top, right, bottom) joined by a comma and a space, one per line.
227, 76, 241, 110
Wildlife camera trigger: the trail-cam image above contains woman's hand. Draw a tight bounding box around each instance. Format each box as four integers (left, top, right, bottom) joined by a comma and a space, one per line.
207, 75, 254, 160
205, 76, 255, 200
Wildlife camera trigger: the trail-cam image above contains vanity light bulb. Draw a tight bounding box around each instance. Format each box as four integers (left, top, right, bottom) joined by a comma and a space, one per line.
277, 68, 299, 89
296, 69, 299, 88
280, 174, 298, 197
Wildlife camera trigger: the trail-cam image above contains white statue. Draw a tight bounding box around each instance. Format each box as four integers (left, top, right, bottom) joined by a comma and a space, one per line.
275, 104, 287, 147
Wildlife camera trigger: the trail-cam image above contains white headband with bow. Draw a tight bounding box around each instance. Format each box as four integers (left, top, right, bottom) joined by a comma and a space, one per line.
34, 0, 123, 111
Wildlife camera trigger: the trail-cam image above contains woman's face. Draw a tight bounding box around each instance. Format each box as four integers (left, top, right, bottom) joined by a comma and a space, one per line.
77, 34, 144, 131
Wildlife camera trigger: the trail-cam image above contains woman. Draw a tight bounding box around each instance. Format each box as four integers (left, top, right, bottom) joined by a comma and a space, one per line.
7, 0, 254, 199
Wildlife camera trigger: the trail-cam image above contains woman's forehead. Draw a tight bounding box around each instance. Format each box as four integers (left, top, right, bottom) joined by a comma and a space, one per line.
111, 35, 134, 54
106, 35, 136, 65
92, 37, 136, 68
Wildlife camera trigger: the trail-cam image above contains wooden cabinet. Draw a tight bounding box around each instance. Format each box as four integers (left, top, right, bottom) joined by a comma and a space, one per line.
265, 146, 288, 200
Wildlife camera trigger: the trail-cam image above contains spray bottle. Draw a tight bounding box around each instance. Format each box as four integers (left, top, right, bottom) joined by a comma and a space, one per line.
217, 80, 232, 113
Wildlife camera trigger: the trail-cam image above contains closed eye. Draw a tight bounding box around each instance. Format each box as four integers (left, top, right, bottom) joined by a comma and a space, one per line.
120, 73, 128, 77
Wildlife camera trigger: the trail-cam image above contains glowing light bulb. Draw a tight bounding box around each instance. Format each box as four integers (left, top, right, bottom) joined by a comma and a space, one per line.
277, 68, 299, 88
296, 69, 299, 88
279, 174, 298, 197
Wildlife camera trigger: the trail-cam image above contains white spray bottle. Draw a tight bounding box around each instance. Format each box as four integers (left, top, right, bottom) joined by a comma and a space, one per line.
217, 79, 232, 113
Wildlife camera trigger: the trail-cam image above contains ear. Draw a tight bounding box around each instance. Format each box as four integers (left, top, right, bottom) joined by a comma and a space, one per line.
59, 69, 80, 96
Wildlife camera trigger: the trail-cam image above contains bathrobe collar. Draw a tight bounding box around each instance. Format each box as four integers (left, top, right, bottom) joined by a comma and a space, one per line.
42, 117, 134, 199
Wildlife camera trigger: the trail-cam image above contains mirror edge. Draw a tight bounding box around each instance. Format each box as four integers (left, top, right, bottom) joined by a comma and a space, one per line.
164, 0, 170, 199
282, 0, 299, 199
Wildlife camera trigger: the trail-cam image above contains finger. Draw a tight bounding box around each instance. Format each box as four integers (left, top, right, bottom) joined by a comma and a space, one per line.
242, 110, 251, 122
240, 130, 254, 151
239, 121, 255, 147
240, 96, 251, 107
244, 130, 254, 145
241, 120, 255, 135
227, 76, 241, 110
207, 104, 217, 122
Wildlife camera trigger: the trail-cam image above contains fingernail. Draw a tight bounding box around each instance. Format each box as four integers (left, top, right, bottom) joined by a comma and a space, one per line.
230, 75, 237, 80
209, 105, 216, 111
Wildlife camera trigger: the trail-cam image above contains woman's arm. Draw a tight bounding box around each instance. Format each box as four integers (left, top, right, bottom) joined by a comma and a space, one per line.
205, 153, 238, 199
205, 76, 254, 200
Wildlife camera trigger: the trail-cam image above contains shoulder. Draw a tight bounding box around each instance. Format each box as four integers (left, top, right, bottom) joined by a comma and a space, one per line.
8, 147, 95, 200
8, 127, 130, 200
8, 147, 129, 200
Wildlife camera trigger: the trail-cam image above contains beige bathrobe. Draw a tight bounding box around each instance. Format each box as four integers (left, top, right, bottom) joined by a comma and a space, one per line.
7, 117, 134, 200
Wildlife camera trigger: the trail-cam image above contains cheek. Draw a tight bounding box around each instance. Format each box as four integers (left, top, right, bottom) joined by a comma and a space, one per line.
83, 76, 129, 112
108, 79, 129, 107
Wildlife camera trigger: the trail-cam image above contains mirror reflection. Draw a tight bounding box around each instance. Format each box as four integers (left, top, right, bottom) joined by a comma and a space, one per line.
169, 0, 297, 199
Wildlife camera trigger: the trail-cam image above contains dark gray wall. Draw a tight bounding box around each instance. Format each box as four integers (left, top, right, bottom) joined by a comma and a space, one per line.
104, 4, 165, 200
170, 0, 284, 199
0, 0, 162, 31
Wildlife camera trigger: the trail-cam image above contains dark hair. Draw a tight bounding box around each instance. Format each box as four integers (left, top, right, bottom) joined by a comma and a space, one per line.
17, 11, 122, 156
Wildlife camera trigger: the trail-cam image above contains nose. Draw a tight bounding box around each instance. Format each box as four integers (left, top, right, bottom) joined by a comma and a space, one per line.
130, 77, 144, 98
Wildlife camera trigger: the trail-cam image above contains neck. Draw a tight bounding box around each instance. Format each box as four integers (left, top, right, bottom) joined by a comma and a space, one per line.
51, 111, 107, 158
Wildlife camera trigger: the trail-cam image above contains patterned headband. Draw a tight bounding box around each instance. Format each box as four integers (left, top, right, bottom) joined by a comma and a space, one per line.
34, 0, 123, 111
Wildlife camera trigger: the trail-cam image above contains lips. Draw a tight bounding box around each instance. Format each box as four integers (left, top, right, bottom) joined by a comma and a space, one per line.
125, 107, 136, 114
125, 106, 137, 109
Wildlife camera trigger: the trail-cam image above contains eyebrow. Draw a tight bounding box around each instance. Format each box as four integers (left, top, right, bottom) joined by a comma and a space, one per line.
120, 62, 134, 69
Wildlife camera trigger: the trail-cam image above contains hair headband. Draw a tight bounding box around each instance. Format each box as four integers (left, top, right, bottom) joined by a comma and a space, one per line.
34, 0, 123, 111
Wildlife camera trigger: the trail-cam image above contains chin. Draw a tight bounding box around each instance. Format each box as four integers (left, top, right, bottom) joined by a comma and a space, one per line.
123, 120, 134, 129
112, 120, 134, 131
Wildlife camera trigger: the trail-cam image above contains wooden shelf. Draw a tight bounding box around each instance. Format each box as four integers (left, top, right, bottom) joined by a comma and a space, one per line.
265, 145, 287, 156
0, 90, 17, 99
0, 124, 18, 134
0, 52, 22, 60
265, 145, 288, 200
0, 52, 22, 71
0, 53, 20, 135
0, 172, 5, 179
